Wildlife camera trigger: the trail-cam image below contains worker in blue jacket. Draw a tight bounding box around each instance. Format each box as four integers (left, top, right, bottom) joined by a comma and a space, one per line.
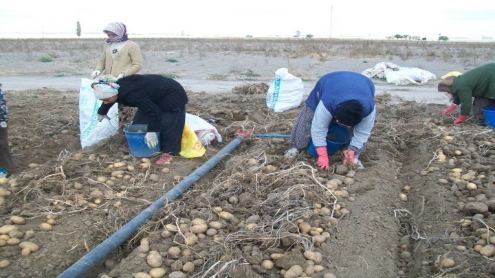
285, 71, 376, 170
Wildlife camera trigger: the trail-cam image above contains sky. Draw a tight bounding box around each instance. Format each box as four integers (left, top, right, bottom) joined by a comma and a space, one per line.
0, 0, 494, 40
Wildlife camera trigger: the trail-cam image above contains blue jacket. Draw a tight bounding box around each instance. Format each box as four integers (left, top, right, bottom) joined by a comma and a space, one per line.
305, 71, 375, 150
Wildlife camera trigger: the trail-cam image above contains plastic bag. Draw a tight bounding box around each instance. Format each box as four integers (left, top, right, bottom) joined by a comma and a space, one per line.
185, 113, 222, 146
266, 68, 304, 112
179, 124, 206, 158
79, 78, 119, 148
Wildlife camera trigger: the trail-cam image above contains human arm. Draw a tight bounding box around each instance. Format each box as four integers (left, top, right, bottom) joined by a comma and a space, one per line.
311, 103, 333, 169
349, 107, 375, 151
95, 45, 107, 75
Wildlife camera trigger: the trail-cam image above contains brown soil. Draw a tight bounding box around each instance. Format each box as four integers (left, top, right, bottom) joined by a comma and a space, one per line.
1, 38, 495, 278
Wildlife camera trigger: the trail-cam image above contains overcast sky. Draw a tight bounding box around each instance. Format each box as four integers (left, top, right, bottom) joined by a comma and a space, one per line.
1, 0, 494, 39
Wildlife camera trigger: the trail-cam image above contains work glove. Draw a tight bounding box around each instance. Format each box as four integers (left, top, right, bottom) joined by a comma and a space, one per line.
144, 132, 158, 149
315, 147, 330, 170
97, 114, 110, 122
442, 104, 457, 115
91, 70, 101, 79
342, 149, 356, 166
117, 72, 125, 79
453, 114, 467, 124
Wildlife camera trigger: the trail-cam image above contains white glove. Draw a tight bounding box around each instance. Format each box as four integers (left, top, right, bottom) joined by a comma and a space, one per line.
144, 132, 158, 149
91, 70, 101, 79
117, 72, 125, 79
97, 114, 110, 122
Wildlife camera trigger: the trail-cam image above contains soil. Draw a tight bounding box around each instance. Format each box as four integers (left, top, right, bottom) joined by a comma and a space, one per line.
1, 38, 495, 278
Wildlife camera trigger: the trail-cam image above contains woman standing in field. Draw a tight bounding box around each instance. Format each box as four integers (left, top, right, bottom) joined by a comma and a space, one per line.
91, 22, 143, 80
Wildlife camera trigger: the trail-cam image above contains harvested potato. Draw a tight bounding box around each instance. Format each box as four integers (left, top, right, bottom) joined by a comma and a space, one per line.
0, 259, 10, 269
261, 259, 274, 270
10, 216, 26, 225
39, 223, 53, 231
285, 265, 303, 278
146, 250, 163, 268
168, 246, 181, 258
0, 225, 18, 235
149, 268, 166, 278
218, 211, 234, 220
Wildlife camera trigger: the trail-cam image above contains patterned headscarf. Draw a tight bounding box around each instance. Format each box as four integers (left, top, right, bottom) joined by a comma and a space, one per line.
103, 22, 129, 44
92, 81, 120, 100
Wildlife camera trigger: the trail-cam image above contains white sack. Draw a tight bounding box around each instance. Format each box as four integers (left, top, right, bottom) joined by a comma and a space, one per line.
79, 78, 119, 148
185, 113, 222, 146
266, 68, 304, 112
363, 62, 436, 85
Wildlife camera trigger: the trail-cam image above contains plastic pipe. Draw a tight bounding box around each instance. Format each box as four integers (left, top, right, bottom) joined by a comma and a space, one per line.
252, 133, 290, 138
58, 136, 246, 278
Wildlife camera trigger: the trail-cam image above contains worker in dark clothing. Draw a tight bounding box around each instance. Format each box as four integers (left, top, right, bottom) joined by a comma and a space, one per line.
93, 74, 188, 164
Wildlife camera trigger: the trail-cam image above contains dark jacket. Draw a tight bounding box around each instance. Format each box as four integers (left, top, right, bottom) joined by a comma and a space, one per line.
98, 74, 188, 132
452, 63, 495, 115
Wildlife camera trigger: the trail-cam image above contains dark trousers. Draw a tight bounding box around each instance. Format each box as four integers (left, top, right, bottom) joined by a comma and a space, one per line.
0, 125, 13, 170
473, 97, 495, 125
132, 108, 186, 154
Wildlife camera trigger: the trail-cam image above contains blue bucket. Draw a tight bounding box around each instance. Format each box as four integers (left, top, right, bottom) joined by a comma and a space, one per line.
482, 106, 495, 128
123, 124, 161, 158
307, 124, 350, 157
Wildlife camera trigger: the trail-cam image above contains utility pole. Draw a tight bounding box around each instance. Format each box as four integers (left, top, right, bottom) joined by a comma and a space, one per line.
330, 5, 333, 38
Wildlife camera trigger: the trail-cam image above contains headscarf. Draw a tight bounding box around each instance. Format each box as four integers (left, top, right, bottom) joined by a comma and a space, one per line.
92, 81, 120, 100
335, 100, 364, 127
103, 22, 128, 44
437, 76, 455, 93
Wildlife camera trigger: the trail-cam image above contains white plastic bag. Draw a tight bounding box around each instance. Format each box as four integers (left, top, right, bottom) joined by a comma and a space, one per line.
185, 113, 222, 146
266, 68, 304, 112
79, 78, 119, 148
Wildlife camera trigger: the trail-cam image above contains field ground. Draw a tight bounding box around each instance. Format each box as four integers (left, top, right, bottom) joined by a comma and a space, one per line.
0, 38, 495, 278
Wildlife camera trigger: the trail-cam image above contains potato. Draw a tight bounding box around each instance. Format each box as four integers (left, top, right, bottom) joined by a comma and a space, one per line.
0, 178, 9, 185
149, 267, 166, 278
0, 188, 10, 196
0, 225, 18, 235
10, 216, 26, 225
261, 260, 274, 270
0, 259, 10, 269
182, 261, 195, 273
218, 211, 234, 220
466, 183, 477, 190
134, 272, 151, 278
284, 265, 303, 278
208, 221, 222, 229
146, 250, 163, 268
299, 222, 312, 233
19, 241, 39, 252
165, 224, 178, 232
270, 253, 285, 260
190, 223, 208, 234
442, 258, 455, 268
39, 223, 53, 231
168, 246, 181, 258
112, 162, 126, 168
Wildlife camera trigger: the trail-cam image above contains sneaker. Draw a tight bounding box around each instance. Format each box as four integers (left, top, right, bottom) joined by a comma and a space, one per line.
0, 168, 7, 179
284, 148, 299, 158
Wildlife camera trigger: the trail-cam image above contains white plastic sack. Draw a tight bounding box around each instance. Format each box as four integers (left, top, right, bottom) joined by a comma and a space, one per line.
79, 78, 119, 148
185, 113, 222, 146
385, 68, 436, 85
266, 68, 304, 112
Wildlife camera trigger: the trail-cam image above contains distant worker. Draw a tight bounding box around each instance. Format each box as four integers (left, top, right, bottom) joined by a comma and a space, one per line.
438, 63, 495, 125
0, 83, 13, 178
284, 71, 376, 170
91, 22, 143, 80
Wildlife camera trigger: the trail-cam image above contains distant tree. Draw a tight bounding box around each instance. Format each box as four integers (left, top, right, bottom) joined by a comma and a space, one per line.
394, 34, 403, 40
246, 34, 253, 38
438, 35, 449, 41
76, 21, 81, 37
403, 34, 409, 40
306, 34, 313, 39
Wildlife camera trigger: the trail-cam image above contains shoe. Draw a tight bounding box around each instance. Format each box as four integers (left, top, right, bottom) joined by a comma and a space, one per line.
0, 168, 7, 179
156, 153, 173, 165
284, 148, 299, 158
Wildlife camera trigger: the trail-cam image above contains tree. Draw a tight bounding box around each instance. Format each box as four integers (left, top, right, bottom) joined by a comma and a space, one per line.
394, 34, 403, 40
438, 35, 449, 41
306, 34, 313, 39
76, 21, 81, 37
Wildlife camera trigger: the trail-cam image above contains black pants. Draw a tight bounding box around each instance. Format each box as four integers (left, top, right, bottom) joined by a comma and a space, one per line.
132, 108, 186, 154
0, 125, 13, 170
473, 97, 495, 125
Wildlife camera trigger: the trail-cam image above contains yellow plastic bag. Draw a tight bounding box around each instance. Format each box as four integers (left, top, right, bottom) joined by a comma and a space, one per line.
441, 71, 462, 79
179, 124, 206, 158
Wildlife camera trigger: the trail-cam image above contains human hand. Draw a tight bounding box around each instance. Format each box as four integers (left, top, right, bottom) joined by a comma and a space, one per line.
453, 115, 467, 124
91, 70, 101, 79
442, 104, 457, 115
144, 132, 158, 149
315, 147, 329, 170
97, 114, 110, 122
117, 72, 125, 79
342, 149, 356, 166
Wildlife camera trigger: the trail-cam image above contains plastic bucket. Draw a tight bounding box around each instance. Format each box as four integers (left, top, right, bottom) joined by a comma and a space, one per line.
123, 124, 161, 158
307, 124, 350, 157
482, 106, 495, 128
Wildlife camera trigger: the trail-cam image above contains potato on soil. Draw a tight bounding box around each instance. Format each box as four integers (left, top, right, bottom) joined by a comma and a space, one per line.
0, 259, 10, 269
10, 216, 25, 225
284, 265, 303, 278
146, 250, 163, 268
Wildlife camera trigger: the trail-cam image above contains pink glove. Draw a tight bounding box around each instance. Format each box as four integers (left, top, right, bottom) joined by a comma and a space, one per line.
316, 147, 329, 170
342, 150, 356, 166
442, 104, 457, 115
453, 115, 467, 124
